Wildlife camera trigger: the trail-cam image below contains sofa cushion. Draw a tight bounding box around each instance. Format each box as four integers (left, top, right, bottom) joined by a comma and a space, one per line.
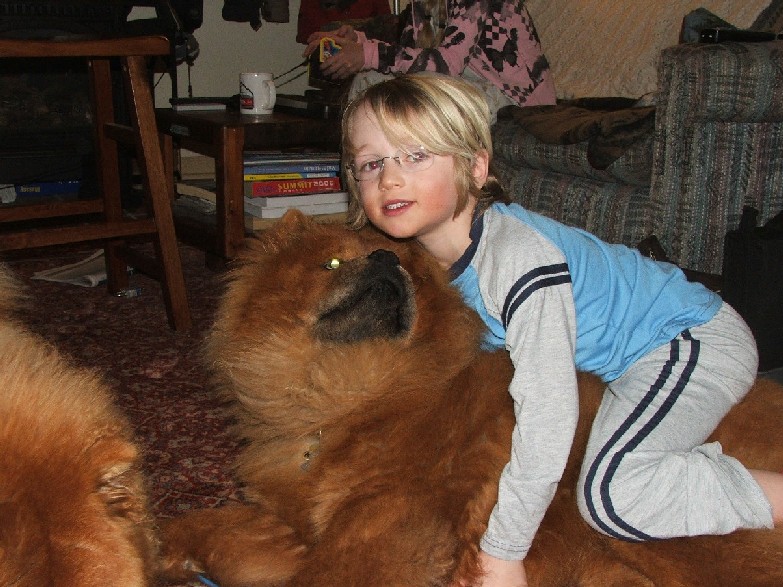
525, 0, 774, 99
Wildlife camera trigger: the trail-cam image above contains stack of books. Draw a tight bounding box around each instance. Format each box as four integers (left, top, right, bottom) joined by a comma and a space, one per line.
243, 150, 348, 219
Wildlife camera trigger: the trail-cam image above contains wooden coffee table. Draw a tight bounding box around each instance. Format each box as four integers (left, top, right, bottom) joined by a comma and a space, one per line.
156, 108, 341, 262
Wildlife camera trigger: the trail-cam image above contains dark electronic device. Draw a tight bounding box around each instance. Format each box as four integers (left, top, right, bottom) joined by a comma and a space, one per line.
699, 27, 782, 43
275, 91, 339, 119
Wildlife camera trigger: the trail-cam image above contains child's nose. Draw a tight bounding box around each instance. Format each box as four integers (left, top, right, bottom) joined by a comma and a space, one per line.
378, 158, 404, 187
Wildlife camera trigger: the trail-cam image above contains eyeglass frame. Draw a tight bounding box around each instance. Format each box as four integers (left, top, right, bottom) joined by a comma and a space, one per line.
345, 146, 436, 182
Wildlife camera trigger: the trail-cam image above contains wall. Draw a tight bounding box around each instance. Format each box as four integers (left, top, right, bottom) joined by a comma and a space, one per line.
149, 0, 312, 107
526, 0, 771, 99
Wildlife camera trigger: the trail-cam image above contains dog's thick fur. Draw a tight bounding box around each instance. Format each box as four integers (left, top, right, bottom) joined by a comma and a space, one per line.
0, 267, 158, 586
161, 211, 783, 586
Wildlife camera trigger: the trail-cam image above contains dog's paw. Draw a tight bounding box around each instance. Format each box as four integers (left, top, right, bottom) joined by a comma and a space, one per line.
158, 548, 205, 582
156, 517, 206, 581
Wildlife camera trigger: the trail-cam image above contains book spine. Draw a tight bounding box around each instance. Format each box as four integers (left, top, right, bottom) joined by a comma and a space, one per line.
243, 172, 337, 181
13, 181, 81, 196
243, 162, 341, 175
244, 191, 348, 209
245, 177, 342, 197
243, 151, 340, 163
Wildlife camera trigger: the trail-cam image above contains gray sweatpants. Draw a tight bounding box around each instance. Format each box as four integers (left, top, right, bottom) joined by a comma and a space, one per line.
577, 302, 774, 541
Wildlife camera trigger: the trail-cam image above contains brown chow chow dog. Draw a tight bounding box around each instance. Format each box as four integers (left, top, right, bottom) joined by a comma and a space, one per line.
0, 267, 158, 586
161, 211, 783, 587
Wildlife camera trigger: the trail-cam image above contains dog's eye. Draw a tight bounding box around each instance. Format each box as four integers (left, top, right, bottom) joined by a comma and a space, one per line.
324, 258, 342, 270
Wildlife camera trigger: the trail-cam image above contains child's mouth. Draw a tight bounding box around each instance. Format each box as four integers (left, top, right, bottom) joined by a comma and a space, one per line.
384, 201, 411, 213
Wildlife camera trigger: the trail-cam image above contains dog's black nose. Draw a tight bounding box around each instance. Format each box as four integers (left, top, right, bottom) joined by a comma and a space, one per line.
368, 249, 400, 266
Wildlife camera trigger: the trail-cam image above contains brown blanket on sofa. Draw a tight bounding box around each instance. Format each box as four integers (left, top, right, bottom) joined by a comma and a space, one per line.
497, 98, 655, 170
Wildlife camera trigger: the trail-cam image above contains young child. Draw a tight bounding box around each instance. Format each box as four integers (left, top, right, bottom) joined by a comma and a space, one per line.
340, 72, 783, 586
303, 0, 555, 123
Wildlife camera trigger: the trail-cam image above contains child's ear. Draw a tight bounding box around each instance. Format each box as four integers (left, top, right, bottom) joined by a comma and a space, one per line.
472, 150, 490, 188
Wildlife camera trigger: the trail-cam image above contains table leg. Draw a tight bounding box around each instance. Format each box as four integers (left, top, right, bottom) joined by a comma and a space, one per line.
215, 125, 246, 260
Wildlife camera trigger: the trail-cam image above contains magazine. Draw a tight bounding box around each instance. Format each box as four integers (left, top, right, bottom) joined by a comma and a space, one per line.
31, 250, 108, 288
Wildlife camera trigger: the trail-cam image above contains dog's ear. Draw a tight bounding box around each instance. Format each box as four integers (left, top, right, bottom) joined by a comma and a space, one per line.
251, 209, 317, 255
277, 209, 312, 230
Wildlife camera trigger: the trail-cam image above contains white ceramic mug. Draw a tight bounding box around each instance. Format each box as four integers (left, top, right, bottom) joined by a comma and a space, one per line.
240, 72, 276, 115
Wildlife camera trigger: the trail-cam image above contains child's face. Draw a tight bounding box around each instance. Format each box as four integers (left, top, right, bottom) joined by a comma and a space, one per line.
348, 104, 473, 251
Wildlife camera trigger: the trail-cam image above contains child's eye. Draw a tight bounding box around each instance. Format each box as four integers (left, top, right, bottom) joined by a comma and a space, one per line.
403, 149, 431, 165
357, 159, 382, 173
324, 258, 341, 270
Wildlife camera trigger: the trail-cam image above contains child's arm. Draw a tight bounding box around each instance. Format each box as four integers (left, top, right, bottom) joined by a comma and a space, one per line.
479, 230, 580, 561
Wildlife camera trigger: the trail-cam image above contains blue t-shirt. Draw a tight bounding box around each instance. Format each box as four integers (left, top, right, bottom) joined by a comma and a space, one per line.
451, 203, 722, 381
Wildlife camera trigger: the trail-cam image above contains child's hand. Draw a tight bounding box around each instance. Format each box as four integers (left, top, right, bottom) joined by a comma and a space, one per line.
473, 552, 528, 587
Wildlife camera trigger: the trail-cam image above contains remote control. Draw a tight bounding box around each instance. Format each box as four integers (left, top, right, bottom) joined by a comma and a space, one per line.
699, 28, 781, 43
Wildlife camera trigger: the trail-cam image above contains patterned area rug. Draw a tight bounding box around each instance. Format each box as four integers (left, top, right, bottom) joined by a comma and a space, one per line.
3, 243, 241, 587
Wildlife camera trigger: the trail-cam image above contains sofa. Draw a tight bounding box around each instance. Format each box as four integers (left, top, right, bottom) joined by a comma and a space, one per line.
491, 0, 783, 275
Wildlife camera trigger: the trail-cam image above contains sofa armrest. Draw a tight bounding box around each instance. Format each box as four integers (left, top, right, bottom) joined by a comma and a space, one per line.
650, 40, 783, 274
658, 41, 783, 122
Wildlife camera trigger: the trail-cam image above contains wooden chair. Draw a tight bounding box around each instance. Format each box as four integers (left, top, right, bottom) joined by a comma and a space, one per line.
0, 36, 191, 330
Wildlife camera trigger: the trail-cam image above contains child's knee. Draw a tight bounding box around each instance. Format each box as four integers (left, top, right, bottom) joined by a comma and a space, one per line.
576, 473, 629, 539
576, 452, 691, 541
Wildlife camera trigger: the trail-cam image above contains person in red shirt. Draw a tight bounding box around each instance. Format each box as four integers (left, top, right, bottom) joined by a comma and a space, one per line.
296, 0, 391, 44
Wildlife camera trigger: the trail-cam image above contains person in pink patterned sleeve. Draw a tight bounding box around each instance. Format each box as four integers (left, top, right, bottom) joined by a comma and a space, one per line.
302, 0, 555, 122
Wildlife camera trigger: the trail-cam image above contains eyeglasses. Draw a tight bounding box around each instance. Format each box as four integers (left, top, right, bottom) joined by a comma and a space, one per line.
346, 146, 435, 181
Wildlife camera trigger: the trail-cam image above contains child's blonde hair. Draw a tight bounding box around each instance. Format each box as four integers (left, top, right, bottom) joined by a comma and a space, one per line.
341, 73, 508, 228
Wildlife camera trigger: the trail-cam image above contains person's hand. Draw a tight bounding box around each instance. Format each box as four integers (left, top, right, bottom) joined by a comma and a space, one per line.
302, 35, 365, 80
327, 24, 359, 43
468, 553, 528, 587
302, 25, 358, 58
318, 37, 364, 79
